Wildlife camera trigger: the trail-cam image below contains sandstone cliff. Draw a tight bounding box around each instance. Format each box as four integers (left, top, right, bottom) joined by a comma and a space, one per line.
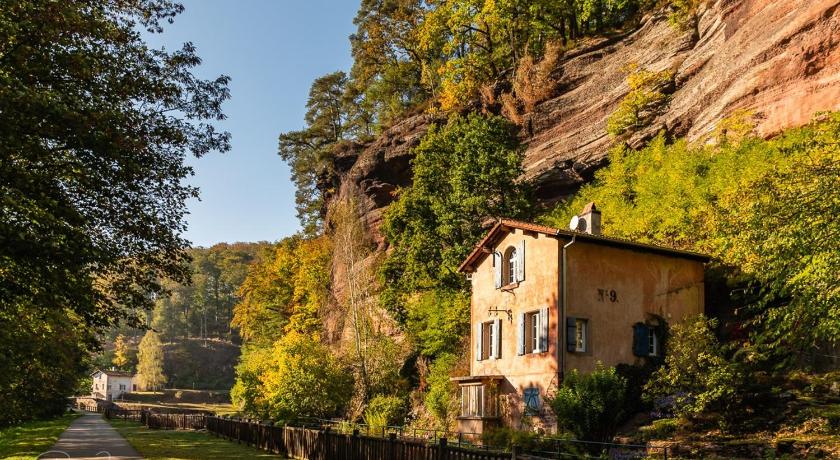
330, 0, 840, 243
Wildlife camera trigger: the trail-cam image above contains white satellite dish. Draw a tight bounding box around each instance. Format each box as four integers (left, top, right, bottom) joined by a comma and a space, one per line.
569, 215, 581, 231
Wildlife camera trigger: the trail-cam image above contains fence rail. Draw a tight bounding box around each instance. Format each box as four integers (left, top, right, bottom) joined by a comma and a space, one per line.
205, 417, 511, 460
99, 408, 669, 460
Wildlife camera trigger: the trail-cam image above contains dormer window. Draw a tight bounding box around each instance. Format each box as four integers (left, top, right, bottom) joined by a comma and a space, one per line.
493, 240, 525, 288
504, 247, 517, 285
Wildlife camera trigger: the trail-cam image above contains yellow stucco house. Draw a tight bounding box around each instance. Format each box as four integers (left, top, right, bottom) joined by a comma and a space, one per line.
454, 203, 709, 434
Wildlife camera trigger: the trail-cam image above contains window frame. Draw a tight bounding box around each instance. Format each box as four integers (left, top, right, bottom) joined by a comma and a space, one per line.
524, 310, 542, 354
648, 327, 659, 357
575, 318, 588, 353
502, 246, 517, 286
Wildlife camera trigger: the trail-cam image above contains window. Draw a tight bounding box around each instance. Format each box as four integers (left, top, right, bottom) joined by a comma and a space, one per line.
504, 247, 517, 285
460, 384, 498, 418
119, 384, 126, 391
482, 321, 492, 360
494, 241, 525, 288
529, 311, 539, 352
523, 387, 541, 415
461, 384, 484, 417
476, 319, 501, 361
575, 318, 587, 352
648, 328, 659, 356
633, 323, 660, 357
519, 308, 547, 355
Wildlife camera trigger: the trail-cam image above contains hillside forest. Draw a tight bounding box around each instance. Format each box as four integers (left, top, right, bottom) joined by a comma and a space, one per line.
2, 0, 838, 456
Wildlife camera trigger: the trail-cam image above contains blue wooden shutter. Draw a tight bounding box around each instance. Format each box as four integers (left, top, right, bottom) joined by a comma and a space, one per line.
516, 240, 525, 282
539, 307, 549, 352
566, 317, 577, 352
633, 323, 649, 357
517, 313, 525, 355
476, 322, 484, 361
493, 251, 502, 288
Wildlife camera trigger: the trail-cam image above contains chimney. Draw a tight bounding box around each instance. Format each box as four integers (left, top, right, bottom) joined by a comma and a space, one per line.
578, 202, 601, 235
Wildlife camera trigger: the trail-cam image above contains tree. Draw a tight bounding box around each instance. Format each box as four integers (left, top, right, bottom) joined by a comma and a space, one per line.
549, 364, 628, 443
260, 330, 354, 420
278, 72, 351, 235
0, 0, 229, 423
137, 331, 166, 391
380, 114, 531, 339
644, 315, 742, 420
113, 335, 131, 370
541, 112, 840, 365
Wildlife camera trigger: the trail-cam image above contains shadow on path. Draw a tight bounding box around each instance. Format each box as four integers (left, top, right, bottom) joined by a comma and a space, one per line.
39, 412, 142, 460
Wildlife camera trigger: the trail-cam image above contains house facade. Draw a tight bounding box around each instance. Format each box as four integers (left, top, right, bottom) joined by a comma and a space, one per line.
455, 204, 708, 434
91, 369, 136, 401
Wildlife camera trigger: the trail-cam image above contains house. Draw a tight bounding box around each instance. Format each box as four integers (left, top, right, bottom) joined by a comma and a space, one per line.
91, 369, 137, 401
454, 203, 709, 434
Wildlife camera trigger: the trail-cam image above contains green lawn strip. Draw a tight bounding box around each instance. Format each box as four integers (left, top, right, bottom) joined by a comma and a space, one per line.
0, 412, 81, 460
108, 419, 284, 459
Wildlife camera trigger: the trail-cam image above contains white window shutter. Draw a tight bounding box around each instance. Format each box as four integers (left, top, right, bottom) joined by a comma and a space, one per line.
517, 313, 525, 355
516, 240, 525, 282
476, 322, 483, 361
492, 318, 501, 359
493, 251, 502, 288
539, 307, 549, 352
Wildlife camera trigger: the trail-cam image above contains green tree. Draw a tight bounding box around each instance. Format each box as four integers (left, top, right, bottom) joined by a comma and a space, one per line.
260, 330, 354, 420
644, 315, 742, 420
381, 114, 530, 342
278, 72, 351, 235
0, 0, 228, 423
541, 112, 840, 366
112, 335, 131, 370
137, 331, 166, 391
549, 364, 628, 443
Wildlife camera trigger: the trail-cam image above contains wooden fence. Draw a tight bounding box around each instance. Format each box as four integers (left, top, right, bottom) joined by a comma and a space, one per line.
206, 417, 513, 460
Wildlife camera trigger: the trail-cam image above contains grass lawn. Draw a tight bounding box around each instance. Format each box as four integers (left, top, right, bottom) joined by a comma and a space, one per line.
0, 412, 81, 460
108, 419, 284, 459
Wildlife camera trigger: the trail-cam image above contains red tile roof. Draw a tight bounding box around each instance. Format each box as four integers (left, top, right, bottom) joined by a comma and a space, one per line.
458, 218, 710, 272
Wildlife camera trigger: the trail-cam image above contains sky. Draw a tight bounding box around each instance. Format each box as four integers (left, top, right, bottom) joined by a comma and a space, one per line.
143, 0, 360, 247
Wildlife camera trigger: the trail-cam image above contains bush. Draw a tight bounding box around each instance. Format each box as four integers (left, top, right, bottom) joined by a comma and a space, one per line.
481, 427, 563, 451
644, 315, 742, 422
365, 395, 408, 427
424, 353, 459, 428
606, 65, 672, 136
548, 364, 628, 443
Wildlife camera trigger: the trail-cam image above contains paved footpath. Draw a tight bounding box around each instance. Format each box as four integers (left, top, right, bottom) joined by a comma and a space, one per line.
39, 412, 143, 460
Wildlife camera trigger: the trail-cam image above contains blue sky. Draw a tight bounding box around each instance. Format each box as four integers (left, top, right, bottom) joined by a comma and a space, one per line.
144, 0, 359, 246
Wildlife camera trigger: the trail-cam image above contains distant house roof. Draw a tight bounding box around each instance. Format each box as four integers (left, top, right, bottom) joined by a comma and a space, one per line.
458, 218, 711, 272
92, 369, 135, 378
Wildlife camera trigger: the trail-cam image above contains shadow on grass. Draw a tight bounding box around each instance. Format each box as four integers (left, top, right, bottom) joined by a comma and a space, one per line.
0, 412, 81, 460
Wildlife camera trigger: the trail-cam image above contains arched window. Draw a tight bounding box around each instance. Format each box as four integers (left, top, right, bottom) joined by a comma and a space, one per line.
503, 246, 517, 285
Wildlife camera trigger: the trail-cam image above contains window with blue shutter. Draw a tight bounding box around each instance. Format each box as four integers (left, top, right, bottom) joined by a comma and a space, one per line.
566, 317, 577, 352
516, 240, 525, 282
633, 323, 650, 357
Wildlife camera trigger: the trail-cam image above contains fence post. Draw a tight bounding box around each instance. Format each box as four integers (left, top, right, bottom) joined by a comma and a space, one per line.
511, 445, 519, 460
664, 446, 668, 460
389, 433, 396, 459
323, 426, 331, 460
438, 437, 447, 460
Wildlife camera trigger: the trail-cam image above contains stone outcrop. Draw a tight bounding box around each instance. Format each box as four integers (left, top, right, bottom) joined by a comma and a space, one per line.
330, 0, 840, 243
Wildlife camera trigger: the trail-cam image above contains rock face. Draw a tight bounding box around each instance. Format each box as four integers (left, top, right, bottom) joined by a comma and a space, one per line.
330, 0, 840, 243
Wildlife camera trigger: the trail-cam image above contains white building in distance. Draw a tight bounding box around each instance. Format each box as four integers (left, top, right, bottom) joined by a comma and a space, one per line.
91, 369, 136, 401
